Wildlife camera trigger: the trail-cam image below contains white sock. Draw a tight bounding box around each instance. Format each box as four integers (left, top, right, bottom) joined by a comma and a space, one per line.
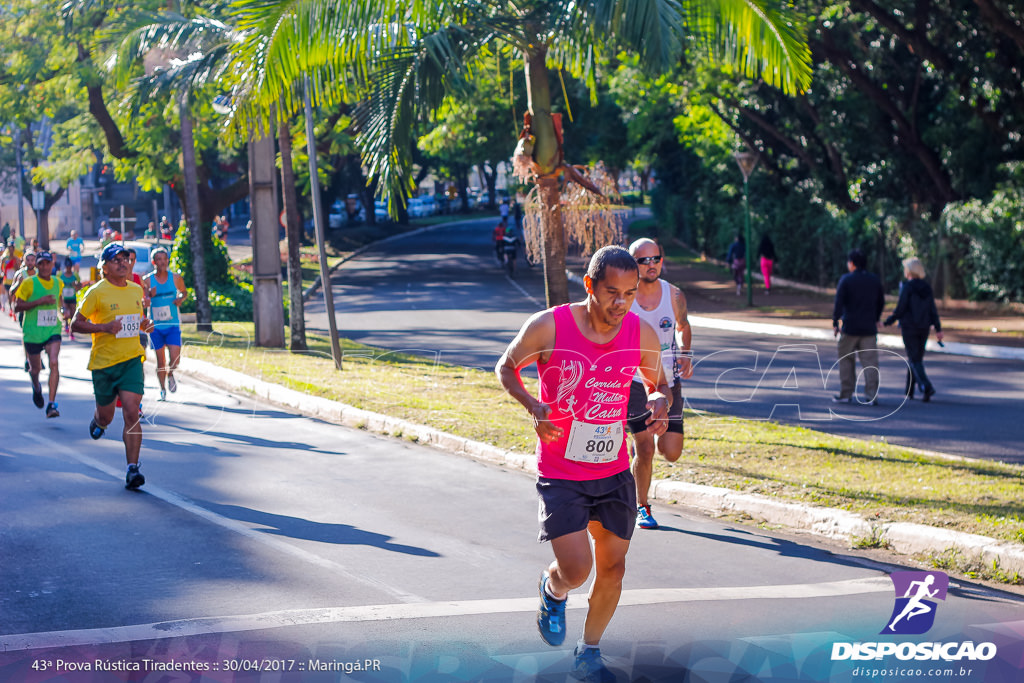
577, 638, 598, 652
544, 581, 567, 602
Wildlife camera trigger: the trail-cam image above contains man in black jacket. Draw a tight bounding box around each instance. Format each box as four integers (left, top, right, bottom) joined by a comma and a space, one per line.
832, 249, 885, 404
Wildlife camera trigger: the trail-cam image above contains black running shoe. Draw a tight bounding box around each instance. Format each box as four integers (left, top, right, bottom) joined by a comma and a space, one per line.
45, 402, 59, 418
32, 385, 44, 408
125, 464, 145, 489
89, 417, 105, 440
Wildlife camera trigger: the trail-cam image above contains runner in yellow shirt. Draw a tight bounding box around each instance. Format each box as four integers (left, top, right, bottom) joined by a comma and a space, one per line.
14, 251, 63, 417
71, 243, 155, 489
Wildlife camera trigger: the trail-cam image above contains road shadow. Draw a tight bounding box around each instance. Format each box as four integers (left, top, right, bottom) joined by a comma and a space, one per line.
198, 501, 441, 557
654, 524, 871, 571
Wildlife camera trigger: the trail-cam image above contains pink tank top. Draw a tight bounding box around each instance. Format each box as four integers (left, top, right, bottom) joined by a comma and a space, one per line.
536, 304, 641, 480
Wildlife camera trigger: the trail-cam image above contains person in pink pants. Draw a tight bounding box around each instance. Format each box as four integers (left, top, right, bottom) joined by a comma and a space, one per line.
758, 234, 777, 294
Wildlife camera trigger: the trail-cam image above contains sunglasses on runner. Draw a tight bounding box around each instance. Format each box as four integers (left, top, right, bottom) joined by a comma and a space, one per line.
635, 256, 662, 265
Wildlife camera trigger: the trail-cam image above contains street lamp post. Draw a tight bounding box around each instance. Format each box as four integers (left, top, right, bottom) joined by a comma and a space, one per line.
734, 150, 759, 307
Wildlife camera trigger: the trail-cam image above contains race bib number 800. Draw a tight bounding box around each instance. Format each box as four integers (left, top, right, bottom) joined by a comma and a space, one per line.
115, 313, 142, 338
564, 421, 624, 464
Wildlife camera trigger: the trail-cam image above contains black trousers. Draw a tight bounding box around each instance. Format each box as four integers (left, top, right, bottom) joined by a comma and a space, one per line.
901, 329, 933, 393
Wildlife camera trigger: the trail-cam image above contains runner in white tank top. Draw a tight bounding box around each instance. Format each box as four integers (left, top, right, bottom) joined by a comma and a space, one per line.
626, 238, 693, 530
496, 246, 670, 680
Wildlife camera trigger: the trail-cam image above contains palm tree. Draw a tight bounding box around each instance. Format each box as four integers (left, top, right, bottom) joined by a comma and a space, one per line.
225, 0, 812, 306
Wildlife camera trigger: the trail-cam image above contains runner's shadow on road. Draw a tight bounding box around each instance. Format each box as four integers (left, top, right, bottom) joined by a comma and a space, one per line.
167, 400, 303, 420
199, 502, 441, 557
655, 524, 867, 569
182, 430, 340, 454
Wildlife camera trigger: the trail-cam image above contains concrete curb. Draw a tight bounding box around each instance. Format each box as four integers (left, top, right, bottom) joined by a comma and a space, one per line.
175, 355, 1024, 577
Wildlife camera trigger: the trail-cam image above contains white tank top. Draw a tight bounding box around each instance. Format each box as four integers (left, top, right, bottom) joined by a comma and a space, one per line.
631, 279, 678, 385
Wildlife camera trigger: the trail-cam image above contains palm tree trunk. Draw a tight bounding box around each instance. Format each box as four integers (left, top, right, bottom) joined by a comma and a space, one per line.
524, 46, 569, 307
279, 120, 307, 351
179, 96, 213, 332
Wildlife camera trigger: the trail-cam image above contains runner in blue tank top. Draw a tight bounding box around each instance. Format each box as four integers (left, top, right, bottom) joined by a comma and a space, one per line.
145, 247, 188, 401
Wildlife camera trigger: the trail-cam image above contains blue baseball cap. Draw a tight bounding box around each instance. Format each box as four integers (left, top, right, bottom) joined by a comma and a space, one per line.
35, 251, 53, 262
100, 243, 126, 264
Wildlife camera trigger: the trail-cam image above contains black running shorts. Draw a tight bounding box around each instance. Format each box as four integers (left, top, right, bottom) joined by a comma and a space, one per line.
536, 469, 637, 543
626, 381, 683, 435
24, 334, 61, 356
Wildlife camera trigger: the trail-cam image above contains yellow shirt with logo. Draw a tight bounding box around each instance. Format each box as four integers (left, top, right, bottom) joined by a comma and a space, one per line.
76, 279, 147, 371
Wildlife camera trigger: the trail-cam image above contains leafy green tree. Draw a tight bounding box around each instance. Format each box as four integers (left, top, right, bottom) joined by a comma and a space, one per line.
803, 0, 1024, 293
0, 0, 94, 249
631, 0, 1023, 297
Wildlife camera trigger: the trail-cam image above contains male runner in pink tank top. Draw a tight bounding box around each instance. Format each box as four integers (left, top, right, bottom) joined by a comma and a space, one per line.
497, 246, 670, 682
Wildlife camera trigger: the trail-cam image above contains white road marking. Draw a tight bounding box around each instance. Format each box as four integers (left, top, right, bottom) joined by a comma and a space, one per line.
1, 577, 890, 652
23, 433, 425, 606
505, 272, 543, 307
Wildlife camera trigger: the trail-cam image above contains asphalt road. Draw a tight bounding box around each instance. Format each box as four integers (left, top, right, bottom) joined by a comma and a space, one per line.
1, 322, 1022, 682
305, 219, 1024, 463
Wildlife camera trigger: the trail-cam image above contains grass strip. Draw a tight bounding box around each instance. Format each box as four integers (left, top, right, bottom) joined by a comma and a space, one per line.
180, 323, 1024, 562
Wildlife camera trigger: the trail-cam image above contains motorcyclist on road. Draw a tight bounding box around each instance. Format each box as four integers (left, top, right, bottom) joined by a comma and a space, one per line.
501, 224, 521, 277
493, 220, 508, 264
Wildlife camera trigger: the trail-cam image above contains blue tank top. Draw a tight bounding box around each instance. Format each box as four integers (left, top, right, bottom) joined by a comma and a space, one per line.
148, 271, 181, 327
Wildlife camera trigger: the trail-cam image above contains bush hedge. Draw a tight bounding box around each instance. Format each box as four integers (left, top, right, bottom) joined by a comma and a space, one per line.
171, 224, 255, 321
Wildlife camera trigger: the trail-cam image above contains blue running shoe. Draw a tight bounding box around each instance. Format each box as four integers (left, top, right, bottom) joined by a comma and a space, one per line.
537, 571, 566, 646
636, 504, 658, 529
571, 646, 615, 682
89, 417, 105, 440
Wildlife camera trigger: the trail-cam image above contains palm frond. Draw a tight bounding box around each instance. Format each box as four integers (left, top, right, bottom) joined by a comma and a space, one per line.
685, 0, 812, 94
121, 44, 233, 118
554, 0, 685, 76
349, 24, 485, 203
105, 12, 234, 90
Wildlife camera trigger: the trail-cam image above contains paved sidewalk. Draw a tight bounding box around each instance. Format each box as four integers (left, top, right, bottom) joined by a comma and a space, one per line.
653, 245, 1024, 354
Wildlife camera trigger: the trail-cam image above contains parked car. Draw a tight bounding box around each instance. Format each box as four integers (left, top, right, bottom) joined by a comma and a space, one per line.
327, 196, 367, 228
122, 241, 153, 278
327, 200, 345, 228
374, 200, 389, 222
408, 195, 438, 217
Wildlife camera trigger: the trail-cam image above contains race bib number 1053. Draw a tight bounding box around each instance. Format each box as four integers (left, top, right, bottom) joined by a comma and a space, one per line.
115, 313, 142, 338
